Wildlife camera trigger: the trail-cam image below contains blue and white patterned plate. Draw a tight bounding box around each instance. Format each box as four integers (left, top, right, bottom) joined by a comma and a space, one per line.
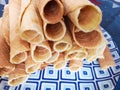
0, 1, 120, 90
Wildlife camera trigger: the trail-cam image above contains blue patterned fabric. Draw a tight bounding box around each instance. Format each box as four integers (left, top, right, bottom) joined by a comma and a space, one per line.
0, 0, 120, 90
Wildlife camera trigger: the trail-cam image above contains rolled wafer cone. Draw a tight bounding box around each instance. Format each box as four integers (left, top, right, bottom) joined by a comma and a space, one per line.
61, 0, 91, 15
20, 4, 44, 44
69, 59, 83, 72
72, 27, 102, 49
61, 0, 102, 32
98, 46, 116, 70
25, 52, 41, 73
8, 63, 29, 86
54, 53, 66, 70
43, 20, 66, 41
65, 43, 87, 61
1, 5, 10, 45
9, 0, 30, 64
36, 0, 63, 24
53, 30, 72, 52
0, 27, 15, 77
19, 0, 32, 26
31, 41, 52, 62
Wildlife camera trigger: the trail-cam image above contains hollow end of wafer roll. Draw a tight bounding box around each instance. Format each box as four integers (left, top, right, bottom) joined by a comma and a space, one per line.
26, 64, 40, 73
21, 30, 44, 44
34, 46, 50, 61
8, 63, 29, 86
44, 20, 66, 41
20, 4, 44, 44
54, 41, 71, 52
40, 0, 63, 23
65, 43, 87, 60
25, 52, 41, 73
73, 27, 102, 49
54, 53, 66, 70
8, 75, 28, 86
68, 5, 102, 32
31, 42, 51, 63
11, 52, 27, 64
69, 60, 83, 72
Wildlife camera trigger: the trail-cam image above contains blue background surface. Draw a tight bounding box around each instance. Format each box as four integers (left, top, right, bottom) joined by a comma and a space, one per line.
98, 0, 120, 53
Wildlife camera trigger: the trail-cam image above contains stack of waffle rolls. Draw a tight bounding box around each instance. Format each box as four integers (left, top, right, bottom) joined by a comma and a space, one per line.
0, 0, 115, 86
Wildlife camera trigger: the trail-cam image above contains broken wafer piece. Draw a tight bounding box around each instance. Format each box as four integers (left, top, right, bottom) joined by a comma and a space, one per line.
99, 46, 116, 70
20, 4, 44, 44
43, 20, 66, 41
36, 0, 63, 23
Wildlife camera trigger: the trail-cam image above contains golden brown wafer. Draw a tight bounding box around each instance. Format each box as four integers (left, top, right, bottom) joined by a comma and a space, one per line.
36, 0, 63, 23
1, 5, 10, 45
72, 27, 102, 49
69, 59, 83, 72
99, 47, 116, 70
20, 4, 44, 44
43, 20, 66, 41
65, 43, 87, 61
9, 0, 30, 64
31, 41, 52, 62
8, 63, 29, 86
25, 52, 41, 73
61, 0, 102, 32
0, 18, 15, 77
53, 30, 72, 52
54, 53, 66, 70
